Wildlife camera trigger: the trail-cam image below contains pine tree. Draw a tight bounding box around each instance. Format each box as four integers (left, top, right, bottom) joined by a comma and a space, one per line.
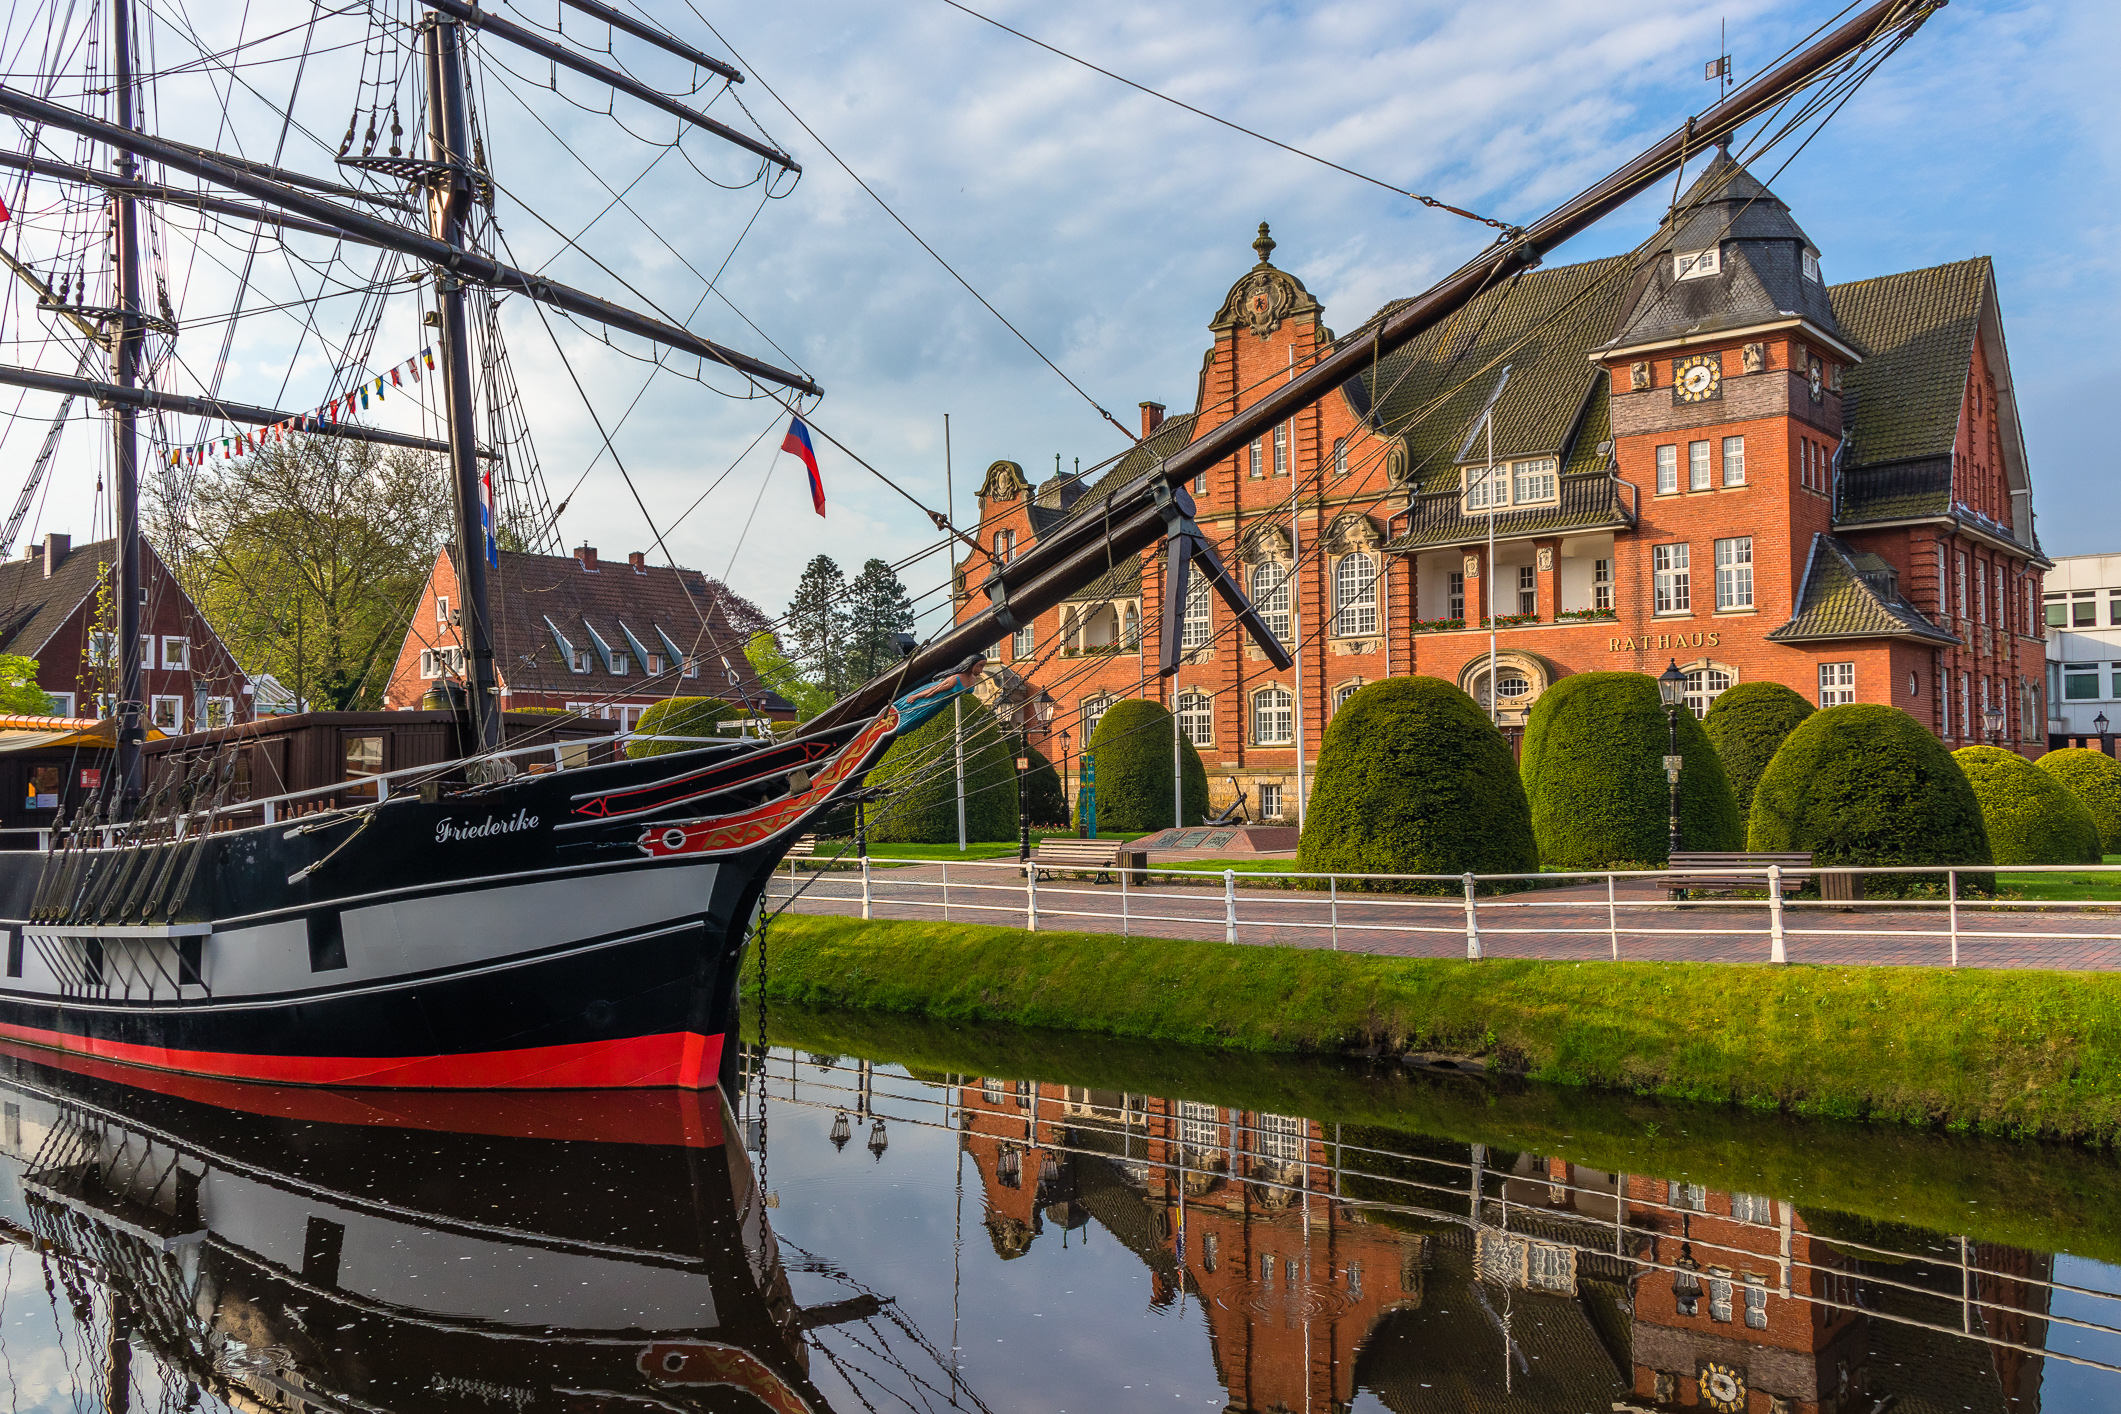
783, 555, 849, 696
842, 557, 915, 685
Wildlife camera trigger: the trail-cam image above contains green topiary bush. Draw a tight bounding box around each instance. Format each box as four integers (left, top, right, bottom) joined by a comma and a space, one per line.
864, 694, 1019, 843
1022, 741, 1067, 828
2037, 748, 2121, 856
1749, 703, 1990, 895
626, 696, 734, 757
1704, 681, 1815, 817
1953, 746, 2101, 866
1519, 671, 1743, 867
1077, 698, 1207, 833
1297, 676, 1537, 889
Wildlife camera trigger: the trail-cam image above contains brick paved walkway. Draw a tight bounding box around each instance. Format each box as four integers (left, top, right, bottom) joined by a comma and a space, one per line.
763, 864, 2121, 970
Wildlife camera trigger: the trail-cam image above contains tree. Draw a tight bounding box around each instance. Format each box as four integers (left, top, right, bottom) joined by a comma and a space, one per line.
1953, 746, 2101, 865
151, 436, 451, 710
627, 696, 734, 758
1704, 681, 1814, 818
1518, 671, 1743, 867
2037, 748, 2121, 856
842, 558, 914, 686
782, 556, 849, 699
0, 655, 54, 715
1298, 677, 1537, 889
1078, 699, 1207, 832
1749, 703, 1990, 895
742, 631, 834, 723
864, 694, 1018, 843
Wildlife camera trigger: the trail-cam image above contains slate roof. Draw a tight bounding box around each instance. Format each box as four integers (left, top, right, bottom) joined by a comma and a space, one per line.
472, 546, 790, 710
1767, 534, 1958, 645
0, 536, 131, 658
1042, 411, 1202, 536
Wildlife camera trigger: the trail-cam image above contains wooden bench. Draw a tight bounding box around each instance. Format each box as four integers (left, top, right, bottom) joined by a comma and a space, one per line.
785, 834, 821, 865
1031, 839, 1146, 885
1667, 851, 1861, 902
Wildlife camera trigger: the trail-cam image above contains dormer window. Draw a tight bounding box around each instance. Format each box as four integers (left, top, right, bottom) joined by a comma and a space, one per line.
646, 652, 665, 675
1674, 246, 1721, 281
571, 649, 592, 673
1802, 249, 1822, 283
611, 652, 629, 676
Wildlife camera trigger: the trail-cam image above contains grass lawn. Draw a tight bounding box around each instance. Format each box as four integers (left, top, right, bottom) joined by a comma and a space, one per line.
1998, 854, 2121, 901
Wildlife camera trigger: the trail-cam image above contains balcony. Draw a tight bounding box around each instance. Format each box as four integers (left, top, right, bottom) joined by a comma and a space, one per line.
1387, 472, 1637, 553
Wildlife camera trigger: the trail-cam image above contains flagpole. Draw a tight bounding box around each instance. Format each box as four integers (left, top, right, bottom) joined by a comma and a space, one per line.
947, 412, 967, 854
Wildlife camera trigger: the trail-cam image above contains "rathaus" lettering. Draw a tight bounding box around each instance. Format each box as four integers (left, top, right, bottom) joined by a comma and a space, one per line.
1607, 630, 1721, 652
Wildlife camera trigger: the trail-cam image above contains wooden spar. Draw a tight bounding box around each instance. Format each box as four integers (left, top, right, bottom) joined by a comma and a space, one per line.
0, 84, 824, 398
0, 148, 353, 242
807, 0, 1943, 733
421, 0, 796, 173
153, 133, 419, 209
111, 0, 146, 814
0, 363, 489, 459
554, 0, 743, 84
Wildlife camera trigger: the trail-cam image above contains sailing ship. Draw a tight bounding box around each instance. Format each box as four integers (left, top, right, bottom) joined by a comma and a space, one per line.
0, 0, 1941, 1091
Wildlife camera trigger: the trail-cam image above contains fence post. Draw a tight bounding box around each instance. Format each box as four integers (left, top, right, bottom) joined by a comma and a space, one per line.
1948, 868, 1959, 968
1329, 876, 1340, 951
1606, 873, 1619, 960
860, 856, 873, 921
941, 860, 949, 922
1120, 863, 1130, 938
1767, 863, 1786, 964
1026, 863, 1040, 933
1223, 869, 1238, 945
1462, 873, 1482, 960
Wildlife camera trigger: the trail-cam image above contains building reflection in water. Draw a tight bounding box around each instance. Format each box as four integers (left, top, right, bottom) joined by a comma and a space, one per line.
779, 1059, 2067, 1414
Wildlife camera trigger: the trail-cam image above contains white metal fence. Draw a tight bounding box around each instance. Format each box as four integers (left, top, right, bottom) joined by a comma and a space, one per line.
766, 856, 2121, 967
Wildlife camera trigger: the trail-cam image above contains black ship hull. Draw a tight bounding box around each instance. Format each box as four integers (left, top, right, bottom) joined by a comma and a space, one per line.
0, 670, 968, 1091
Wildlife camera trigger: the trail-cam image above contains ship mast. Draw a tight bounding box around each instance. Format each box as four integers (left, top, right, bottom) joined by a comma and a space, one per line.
109, 0, 147, 816
421, 16, 502, 754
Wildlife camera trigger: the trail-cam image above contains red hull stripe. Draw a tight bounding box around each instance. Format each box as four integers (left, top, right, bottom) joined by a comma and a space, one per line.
0, 1021, 722, 1092
0, 1039, 726, 1147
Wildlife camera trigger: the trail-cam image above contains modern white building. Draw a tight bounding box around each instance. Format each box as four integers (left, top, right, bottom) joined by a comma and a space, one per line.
2044, 553, 2121, 743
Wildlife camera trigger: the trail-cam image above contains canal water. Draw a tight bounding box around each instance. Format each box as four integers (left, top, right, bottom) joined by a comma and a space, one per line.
0, 1020, 2115, 1412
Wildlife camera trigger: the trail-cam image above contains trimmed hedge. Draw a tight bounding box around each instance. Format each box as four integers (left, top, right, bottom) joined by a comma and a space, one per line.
865, 695, 1019, 843
2038, 748, 2121, 855
1519, 671, 1743, 867
1022, 741, 1068, 828
1297, 676, 1537, 888
1704, 681, 1814, 817
626, 696, 733, 757
1954, 746, 2101, 865
1749, 703, 1990, 894
1077, 698, 1207, 832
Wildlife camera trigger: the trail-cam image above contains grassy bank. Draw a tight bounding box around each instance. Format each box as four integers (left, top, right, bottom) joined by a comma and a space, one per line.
764, 1002, 2121, 1268
754, 914, 2121, 1145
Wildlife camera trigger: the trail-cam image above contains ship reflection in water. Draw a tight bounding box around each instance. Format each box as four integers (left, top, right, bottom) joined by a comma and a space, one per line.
1, 1046, 2116, 1413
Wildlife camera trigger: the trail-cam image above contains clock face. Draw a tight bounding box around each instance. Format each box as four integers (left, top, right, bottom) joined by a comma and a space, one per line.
1673, 354, 1721, 404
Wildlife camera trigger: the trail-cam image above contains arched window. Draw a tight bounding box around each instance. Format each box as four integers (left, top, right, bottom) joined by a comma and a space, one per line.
1176, 690, 1213, 746
1250, 561, 1290, 645
1332, 437, 1349, 478
1332, 681, 1362, 715
1332, 553, 1378, 637
1180, 576, 1212, 650
1122, 603, 1141, 649
1684, 664, 1736, 719
1252, 686, 1294, 745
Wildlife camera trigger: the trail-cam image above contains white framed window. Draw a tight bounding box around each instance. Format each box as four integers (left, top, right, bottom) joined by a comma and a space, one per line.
1252, 686, 1293, 745
436, 595, 450, 626
1675, 246, 1721, 280
1332, 681, 1361, 715
1251, 561, 1291, 645
150, 695, 183, 731
1685, 665, 1734, 719
1802, 248, 1822, 283
87, 631, 115, 667
47, 692, 74, 716
1272, 423, 1288, 476
1248, 439, 1263, 479
992, 529, 1016, 564
1975, 562, 1987, 623
610, 652, 630, 676
1744, 1275, 1769, 1329
1448, 571, 1465, 620
1960, 671, 1972, 739
420, 649, 439, 680
1593, 558, 1614, 610
1956, 552, 1969, 619
1721, 435, 1745, 486
1518, 564, 1537, 614
1176, 690, 1213, 746
1714, 537, 1754, 610
1180, 577, 1212, 651
1465, 458, 1558, 512
1332, 437, 1348, 478
1675, 1182, 1710, 1212
1732, 1192, 1776, 1225
1081, 695, 1112, 740
1655, 444, 1678, 495
1257, 1111, 1305, 1162
1709, 1271, 1734, 1323
571, 648, 592, 673
1177, 1099, 1220, 1155
682, 656, 699, 678
1464, 463, 1503, 511
1122, 604, 1140, 649
1332, 553, 1378, 636
1653, 543, 1690, 614
1819, 661, 1856, 706
1012, 622, 1035, 660
1192, 470, 1207, 497
1511, 457, 1557, 506
1257, 782, 1284, 820
205, 697, 235, 729
646, 652, 665, 675
1688, 440, 1712, 491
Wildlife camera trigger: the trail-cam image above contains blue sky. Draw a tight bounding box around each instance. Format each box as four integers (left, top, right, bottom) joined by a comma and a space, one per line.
5, 0, 2113, 633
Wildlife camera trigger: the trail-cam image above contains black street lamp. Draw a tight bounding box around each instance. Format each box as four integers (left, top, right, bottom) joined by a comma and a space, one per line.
2097, 710, 2112, 758
1058, 726, 1072, 833
1657, 659, 1687, 857
1982, 703, 2006, 746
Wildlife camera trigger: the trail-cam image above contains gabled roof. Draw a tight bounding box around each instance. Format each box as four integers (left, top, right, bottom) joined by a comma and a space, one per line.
470, 547, 790, 711
1038, 411, 1202, 537
0, 537, 125, 659
1767, 534, 1958, 645
1831, 256, 1987, 470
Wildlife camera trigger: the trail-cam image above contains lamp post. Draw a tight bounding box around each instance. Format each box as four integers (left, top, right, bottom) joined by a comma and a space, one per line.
1657, 659, 1686, 858
1982, 703, 2006, 747
2097, 710, 2112, 758
1015, 734, 1032, 864
1058, 726, 1072, 833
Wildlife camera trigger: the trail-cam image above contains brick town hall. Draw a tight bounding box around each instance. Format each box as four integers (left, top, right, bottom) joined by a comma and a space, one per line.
956, 152, 2045, 821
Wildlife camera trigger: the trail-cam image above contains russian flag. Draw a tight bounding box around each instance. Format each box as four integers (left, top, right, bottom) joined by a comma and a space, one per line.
783, 416, 825, 518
